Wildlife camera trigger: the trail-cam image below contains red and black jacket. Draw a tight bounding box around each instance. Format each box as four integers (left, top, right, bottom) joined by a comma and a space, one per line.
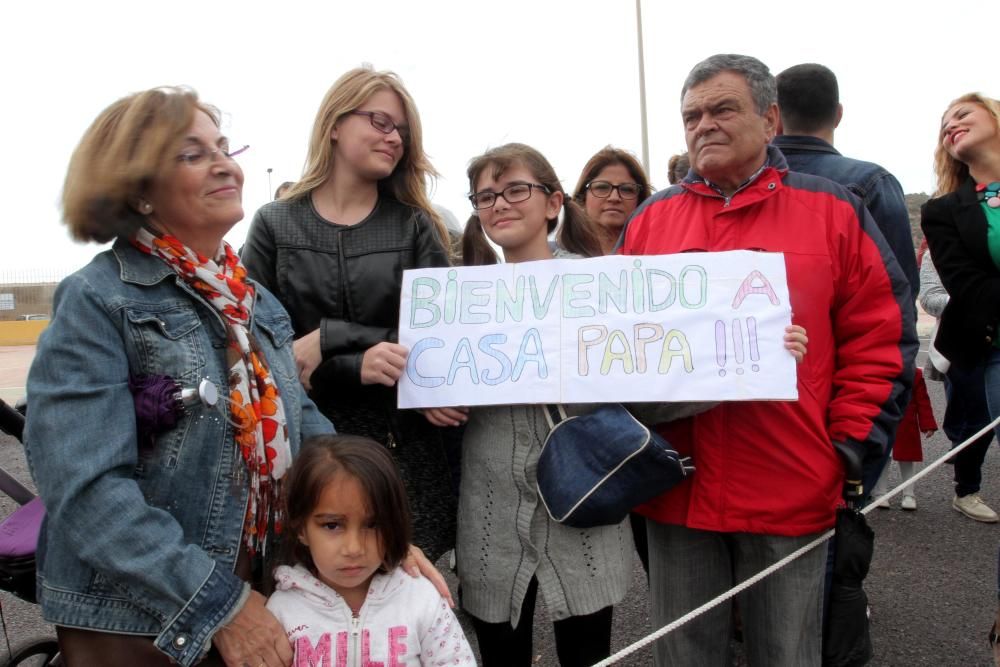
621, 146, 916, 535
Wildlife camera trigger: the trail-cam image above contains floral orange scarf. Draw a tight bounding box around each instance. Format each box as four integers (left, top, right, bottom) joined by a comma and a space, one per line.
132, 229, 291, 557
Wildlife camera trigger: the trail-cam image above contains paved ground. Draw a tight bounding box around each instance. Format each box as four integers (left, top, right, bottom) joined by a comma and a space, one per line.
3, 316, 998, 665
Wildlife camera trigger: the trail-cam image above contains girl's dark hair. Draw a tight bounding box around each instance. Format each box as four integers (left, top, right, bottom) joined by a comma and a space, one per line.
461, 213, 496, 266
280, 435, 411, 573
462, 143, 602, 265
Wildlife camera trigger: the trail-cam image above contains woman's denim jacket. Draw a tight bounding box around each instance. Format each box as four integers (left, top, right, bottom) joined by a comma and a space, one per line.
23, 240, 334, 666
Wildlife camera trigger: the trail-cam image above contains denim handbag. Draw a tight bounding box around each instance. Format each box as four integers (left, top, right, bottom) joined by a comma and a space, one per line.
536, 404, 694, 528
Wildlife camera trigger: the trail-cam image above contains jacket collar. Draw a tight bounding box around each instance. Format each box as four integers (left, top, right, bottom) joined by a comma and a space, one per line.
111, 237, 177, 286
771, 134, 841, 156
946, 176, 996, 271
111, 237, 262, 329
273, 564, 403, 609
956, 176, 981, 206
685, 145, 789, 199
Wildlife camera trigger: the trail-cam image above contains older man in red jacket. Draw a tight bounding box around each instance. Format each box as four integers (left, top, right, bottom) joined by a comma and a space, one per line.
620, 54, 916, 666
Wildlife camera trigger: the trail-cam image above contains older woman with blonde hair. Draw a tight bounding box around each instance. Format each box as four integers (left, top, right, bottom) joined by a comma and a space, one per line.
572, 146, 653, 255
24, 86, 334, 666
242, 67, 456, 561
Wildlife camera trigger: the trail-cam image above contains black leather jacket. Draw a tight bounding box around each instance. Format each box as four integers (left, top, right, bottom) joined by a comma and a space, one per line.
922, 177, 1000, 369
242, 195, 450, 403
243, 195, 457, 561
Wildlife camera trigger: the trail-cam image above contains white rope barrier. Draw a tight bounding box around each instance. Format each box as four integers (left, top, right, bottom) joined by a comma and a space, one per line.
591, 413, 1000, 666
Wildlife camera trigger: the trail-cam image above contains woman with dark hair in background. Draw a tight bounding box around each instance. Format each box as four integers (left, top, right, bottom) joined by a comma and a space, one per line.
242, 67, 457, 562
273, 181, 294, 200
667, 152, 690, 185
572, 146, 653, 255
572, 146, 655, 574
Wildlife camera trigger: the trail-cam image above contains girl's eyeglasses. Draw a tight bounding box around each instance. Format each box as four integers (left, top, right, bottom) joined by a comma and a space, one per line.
469, 183, 551, 210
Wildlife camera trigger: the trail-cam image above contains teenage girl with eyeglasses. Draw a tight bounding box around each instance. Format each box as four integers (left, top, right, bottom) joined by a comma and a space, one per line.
424, 143, 626, 666
242, 67, 457, 564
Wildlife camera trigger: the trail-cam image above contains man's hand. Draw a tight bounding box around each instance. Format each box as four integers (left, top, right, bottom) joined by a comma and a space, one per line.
832, 440, 865, 508
784, 324, 809, 363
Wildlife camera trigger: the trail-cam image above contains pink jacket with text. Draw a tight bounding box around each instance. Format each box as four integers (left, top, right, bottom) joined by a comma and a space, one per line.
266, 564, 475, 666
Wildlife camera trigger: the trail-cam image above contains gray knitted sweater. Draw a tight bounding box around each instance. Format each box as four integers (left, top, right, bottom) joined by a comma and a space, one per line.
456, 401, 631, 627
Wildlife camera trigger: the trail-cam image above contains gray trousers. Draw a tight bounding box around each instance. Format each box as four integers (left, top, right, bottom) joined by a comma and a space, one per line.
647, 520, 825, 667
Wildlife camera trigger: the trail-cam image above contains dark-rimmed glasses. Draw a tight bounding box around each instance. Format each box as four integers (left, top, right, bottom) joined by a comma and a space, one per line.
585, 180, 641, 199
176, 143, 249, 167
469, 183, 551, 210
349, 110, 410, 141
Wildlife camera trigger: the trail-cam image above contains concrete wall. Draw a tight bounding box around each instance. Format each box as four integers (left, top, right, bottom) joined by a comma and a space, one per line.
0, 321, 48, 346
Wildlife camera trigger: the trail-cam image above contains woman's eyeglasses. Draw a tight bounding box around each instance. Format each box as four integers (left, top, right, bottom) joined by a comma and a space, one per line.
176, 144, 249, 167
469, 183, 551, 210
586, 181, 642, 199
349, 110, 410, 141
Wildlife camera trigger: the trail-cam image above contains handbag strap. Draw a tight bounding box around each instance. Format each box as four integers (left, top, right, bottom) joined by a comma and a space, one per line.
543, 404, 569, 430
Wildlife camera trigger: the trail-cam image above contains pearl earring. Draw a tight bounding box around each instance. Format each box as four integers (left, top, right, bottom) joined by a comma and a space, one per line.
138, 200, 153, 215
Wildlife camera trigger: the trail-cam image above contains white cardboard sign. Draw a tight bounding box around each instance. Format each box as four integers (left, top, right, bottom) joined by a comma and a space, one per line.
398, 251, 796, 408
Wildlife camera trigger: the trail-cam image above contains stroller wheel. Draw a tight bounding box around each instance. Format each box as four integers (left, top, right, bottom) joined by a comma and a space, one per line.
3, 638, 59, 666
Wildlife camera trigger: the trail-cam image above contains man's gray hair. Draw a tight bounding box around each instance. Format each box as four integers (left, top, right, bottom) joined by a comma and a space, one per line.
681, 54, 777, 115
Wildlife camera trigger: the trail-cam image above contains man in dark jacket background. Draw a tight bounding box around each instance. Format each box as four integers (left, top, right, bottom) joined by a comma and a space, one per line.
773, 63, 920, 503
773, 63, 919, 294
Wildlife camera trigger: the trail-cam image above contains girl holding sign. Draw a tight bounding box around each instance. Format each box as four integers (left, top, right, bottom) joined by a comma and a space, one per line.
242, 67, 457, 563
426, 143, 625, 666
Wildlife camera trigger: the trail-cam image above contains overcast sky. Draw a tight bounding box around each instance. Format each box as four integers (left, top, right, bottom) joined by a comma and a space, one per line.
3, 0, 994, 278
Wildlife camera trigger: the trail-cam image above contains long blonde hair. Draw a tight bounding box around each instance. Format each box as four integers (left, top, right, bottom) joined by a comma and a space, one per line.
934, 92, 1000, 195
285, 67, 447, 246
